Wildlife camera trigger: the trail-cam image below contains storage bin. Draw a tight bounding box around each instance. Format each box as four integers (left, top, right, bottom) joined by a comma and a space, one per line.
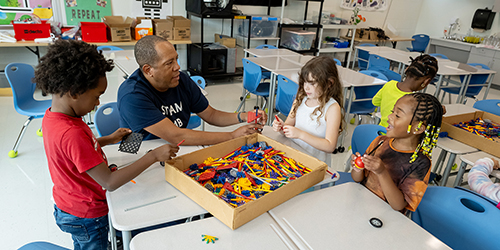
81, 22, 108, 42
13, 21, 51, 41
237, 15, 279, 38
282, 30, 315, 51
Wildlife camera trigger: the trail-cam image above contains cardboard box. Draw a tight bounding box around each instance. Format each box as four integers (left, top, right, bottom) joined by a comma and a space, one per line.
134, 17, 153, 40
441, 111, 500, 157
168, 16, 191, 40
214, 33, 236, 48
153, 19, 173, 40
103, 16, 134, 42
164, 133, 327, 230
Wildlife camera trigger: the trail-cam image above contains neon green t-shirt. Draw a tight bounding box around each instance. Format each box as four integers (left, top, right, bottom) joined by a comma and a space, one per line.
372, 80, 412, 128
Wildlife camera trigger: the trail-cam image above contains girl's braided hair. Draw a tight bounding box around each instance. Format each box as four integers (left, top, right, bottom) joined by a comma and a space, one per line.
406, 92, 443, 163
405, 54, 438, 80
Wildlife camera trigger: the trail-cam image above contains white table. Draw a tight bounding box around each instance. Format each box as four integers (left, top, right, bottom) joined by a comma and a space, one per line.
103, 139, 207, 250
455, 151, 500, 187
244, 48, 301, 57
268, 182, 450, 250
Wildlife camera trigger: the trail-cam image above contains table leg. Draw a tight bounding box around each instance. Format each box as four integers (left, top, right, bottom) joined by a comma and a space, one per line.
440, 153, 457, 186
433, 150, 447, 174
456, 74, 470, 104
453, 161, 469, 187
109, 217, 117, 250
434, 74, 444, 98
483, 73, 495, 100
267, 72, 277, 125
123, 230, 132, 250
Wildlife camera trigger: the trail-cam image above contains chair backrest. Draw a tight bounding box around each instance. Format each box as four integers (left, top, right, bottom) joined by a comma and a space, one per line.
359, 70, 389, 81
333, 58, 342, 66
190, 76, 206, 89
429, 53, 448, 59
357, 43, 376, 70
5, 63, 38, 114
96, 45, 123, 52
410, 34, 430, 52
18, 241, 70, 250
378, 68, 402, 82
276, 74, 299, 116
242, 58, 264, 93
351, 124, 387, 155
94, 102, 120, 137
473, 99, 500, 116
411, 186, 500, 250
255, 44, 278, 49
367, 54, 390, 71
459, 63, 490, 96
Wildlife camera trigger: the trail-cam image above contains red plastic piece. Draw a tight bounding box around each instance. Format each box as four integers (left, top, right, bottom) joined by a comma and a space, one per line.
198, 170, 216, 181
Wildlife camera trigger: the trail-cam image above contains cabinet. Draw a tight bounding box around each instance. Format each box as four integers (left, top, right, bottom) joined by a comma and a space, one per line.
277, 0, 324, 54
467, 46, 500, 88
186, 11, 243, 78
316, 24, 357, 68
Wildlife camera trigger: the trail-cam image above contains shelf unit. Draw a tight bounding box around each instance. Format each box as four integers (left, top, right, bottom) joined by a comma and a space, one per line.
186, 11, 243, 78
316, 24, 357, 68
234, 15, 281, 49
277, 0, 324, 54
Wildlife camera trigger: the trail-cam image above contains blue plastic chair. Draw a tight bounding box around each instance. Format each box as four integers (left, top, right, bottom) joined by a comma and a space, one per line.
359, 70, 389, 81
5, 63, 52, 158
357, 43, 376, 70
367, 54, 402, 82
411, 186, 500, 250
275, 74, 299, 116
344, 124, 386, 172
348, 71, 385, 125
440, 63, 490, 103
473, 99, 500, 116
186, 76, 206, 130
429, 53, 448, 59
334, 58, 342, 66
236, 58, 270, 112
96, 45, 123, 52
94, 102, 120, 137
18, 241, 69, 250
407, 34, 430, 53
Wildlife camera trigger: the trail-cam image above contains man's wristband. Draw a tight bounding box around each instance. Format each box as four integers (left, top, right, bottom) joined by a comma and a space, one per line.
237, 112, 244, 123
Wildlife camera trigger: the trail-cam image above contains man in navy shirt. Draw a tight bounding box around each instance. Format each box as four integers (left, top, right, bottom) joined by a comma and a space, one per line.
118, 35, 266, 145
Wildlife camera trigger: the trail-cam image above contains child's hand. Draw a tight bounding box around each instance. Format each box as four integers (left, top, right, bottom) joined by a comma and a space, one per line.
362, 154, 386, 175
282, 125, 301, 139
151, 144, 179, 162
108, 128, 132, 144
351, 152, 363, 172
272, 116, 284, 133
492, 158, 499, 170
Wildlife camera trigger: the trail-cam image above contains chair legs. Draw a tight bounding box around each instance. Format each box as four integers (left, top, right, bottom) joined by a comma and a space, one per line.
236, 92, 268, 113
9, 116, 35, 158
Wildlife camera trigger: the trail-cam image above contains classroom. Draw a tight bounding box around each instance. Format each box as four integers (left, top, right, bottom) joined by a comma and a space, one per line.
1, 0, 500, 249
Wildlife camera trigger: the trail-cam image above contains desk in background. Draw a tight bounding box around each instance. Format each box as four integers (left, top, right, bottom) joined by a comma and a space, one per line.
342, 35, 414, 48
103, 139, 207, 250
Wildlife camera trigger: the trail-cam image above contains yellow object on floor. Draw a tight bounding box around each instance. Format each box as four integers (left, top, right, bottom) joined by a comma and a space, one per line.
0, 88, 12, 96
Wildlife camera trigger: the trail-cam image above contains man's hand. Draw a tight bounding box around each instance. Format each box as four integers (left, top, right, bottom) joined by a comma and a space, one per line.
231, 123, 263, 138
108, 128, 132, 144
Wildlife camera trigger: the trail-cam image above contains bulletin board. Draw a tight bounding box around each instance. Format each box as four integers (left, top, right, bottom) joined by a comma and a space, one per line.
0, 0, 53, 25
340, 0, 388, 11
64, 0, 112, 25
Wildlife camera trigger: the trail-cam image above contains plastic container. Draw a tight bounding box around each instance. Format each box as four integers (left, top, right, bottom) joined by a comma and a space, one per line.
80, 22, 108, 42
237, 15, 279, 38
281, 30, 315, 51
13, 21, 51, 41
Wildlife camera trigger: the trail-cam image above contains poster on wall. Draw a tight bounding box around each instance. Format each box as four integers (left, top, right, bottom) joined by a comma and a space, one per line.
65, 0, 112, 25
131, 0, 172, 19
340, 0, 388, 11
0, 0, 53, 26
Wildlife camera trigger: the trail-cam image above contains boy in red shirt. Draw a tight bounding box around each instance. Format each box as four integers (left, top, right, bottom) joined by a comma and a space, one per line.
36, 40, 178, 250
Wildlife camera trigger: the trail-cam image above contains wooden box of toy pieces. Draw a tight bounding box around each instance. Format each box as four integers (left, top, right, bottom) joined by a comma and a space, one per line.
164, 133, 327, 230
441, 111, 500, 157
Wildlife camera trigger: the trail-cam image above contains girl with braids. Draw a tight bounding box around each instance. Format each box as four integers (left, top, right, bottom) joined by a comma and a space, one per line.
351, 93, 443, 213
372, 54, 438, 128
272, 56, 344, 165
37, 40, 179, 249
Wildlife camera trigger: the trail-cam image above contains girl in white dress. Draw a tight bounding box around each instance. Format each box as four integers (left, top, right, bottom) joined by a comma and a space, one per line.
272, 56, 344, 164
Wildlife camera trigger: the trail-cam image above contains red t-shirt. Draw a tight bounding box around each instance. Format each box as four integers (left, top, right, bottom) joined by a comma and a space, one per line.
43, 109, 108, 218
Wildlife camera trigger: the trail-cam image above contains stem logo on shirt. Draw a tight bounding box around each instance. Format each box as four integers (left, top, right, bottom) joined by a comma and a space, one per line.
161, 102, 184, 127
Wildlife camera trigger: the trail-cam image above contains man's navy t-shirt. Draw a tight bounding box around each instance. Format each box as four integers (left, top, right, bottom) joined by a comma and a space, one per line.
117, 69, 209, 140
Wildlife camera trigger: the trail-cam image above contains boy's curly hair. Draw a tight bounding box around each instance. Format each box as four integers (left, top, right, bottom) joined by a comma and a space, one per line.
35, 40, 114, 97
